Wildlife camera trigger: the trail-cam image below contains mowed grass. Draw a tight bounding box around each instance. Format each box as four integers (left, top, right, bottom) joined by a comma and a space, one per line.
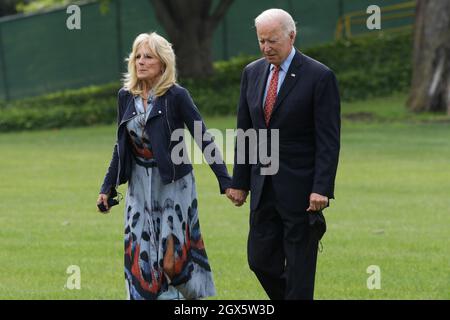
0, 93, 449, 300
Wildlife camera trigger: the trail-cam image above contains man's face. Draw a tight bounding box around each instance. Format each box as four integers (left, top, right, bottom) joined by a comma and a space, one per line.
256, 21, 295, 66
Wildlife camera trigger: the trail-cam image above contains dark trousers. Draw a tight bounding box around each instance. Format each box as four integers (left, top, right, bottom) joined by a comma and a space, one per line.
247, 177, 319, 300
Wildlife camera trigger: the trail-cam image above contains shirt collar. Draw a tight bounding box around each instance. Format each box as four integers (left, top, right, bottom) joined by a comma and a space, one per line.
270, 46, 296, 73
134, 94, 154, 104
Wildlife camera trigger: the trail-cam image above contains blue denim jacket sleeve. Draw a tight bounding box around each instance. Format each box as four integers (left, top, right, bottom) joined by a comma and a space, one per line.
177, 88, 232, 194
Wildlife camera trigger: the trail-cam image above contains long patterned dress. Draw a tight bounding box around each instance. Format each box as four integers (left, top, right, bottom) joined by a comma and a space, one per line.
123, 95, 215, 300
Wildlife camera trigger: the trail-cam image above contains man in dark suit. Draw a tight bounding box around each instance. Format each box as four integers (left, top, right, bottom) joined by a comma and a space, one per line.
226, 8, 340, 300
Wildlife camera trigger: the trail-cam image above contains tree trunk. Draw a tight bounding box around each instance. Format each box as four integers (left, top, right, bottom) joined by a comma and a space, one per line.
407, 0, 450, 114
150, 0, 234, 78
170, 19, 215, 77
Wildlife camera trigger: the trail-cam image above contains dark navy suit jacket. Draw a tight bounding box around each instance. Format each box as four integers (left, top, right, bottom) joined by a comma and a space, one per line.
232, 50, 341, 211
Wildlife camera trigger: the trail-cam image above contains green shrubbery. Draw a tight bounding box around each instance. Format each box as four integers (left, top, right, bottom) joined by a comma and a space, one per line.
306, 31, 412, 101
0, 100, 117, 131
0, 83, 119, 110
0, 32, 412, 132
0, 83, 119, 131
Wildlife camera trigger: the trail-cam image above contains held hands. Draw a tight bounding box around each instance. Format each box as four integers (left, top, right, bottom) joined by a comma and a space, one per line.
225, 188, 248, 207
306, 193, 329, 212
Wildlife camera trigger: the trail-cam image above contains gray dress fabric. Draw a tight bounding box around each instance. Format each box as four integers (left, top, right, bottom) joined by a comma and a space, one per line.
123, 95, 215, 300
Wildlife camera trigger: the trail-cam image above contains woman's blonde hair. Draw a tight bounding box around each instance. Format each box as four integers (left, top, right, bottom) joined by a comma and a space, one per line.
123, 32, 177, 97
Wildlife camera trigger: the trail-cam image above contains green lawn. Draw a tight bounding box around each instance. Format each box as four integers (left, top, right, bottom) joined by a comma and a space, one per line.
0, 94, 449, 299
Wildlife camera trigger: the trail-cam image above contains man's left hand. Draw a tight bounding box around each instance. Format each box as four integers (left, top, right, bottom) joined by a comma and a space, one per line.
306, 193, 329, 212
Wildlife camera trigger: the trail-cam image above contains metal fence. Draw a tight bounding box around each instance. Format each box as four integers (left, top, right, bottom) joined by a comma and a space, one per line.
0, 0, 414, 100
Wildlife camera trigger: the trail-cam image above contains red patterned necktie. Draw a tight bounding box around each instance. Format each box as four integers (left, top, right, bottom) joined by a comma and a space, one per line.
264, 65, 280, 126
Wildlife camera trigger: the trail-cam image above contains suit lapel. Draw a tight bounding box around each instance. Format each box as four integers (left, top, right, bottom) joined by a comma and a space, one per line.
269, 50, 303, 125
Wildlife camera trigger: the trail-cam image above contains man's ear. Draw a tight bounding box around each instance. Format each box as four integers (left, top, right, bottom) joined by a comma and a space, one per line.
290, 31, 296, 44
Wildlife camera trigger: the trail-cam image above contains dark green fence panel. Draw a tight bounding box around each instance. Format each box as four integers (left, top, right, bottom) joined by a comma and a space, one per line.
0, 0, 413, 100
342, 0, 414, 37
221, 0, 342, 59
0, 23, 7, 101
1, 2, 119, 99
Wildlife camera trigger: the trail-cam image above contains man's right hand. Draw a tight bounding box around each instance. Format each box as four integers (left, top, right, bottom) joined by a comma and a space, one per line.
97, 193, 110, 213
226, 188, 248, 207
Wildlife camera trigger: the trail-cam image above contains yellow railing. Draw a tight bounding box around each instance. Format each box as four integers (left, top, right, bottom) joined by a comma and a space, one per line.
335, 1, 416, 40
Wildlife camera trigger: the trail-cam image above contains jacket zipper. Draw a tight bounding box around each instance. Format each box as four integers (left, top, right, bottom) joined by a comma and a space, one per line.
115, 140, 121, 189
165, 97, 176, 182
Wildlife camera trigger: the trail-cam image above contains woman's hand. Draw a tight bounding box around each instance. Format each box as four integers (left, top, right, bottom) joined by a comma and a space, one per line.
97, 193, 110, 213
226, 188, 248, 207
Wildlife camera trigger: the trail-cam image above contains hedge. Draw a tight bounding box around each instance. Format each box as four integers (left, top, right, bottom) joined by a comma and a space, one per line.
0, 31, 412, 132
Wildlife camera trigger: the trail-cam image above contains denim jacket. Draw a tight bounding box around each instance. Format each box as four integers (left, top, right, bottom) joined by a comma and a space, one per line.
99, 84, 231, 195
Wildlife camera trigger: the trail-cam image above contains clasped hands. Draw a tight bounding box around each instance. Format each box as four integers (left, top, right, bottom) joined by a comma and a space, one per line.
225, 188, 248, 206
225, 189, 328, 211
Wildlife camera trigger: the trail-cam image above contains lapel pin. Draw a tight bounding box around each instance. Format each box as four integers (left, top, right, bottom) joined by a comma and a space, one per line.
291, 73, 296, 77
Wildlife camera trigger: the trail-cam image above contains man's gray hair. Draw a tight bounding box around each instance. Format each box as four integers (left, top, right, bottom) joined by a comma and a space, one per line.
254, 8, 297, 36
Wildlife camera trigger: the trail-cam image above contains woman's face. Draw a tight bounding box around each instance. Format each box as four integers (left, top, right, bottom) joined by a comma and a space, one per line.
135, 44, 163, 82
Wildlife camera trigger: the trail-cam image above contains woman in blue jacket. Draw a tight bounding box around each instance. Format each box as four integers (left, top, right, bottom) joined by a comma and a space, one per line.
97, 32, 231, 300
